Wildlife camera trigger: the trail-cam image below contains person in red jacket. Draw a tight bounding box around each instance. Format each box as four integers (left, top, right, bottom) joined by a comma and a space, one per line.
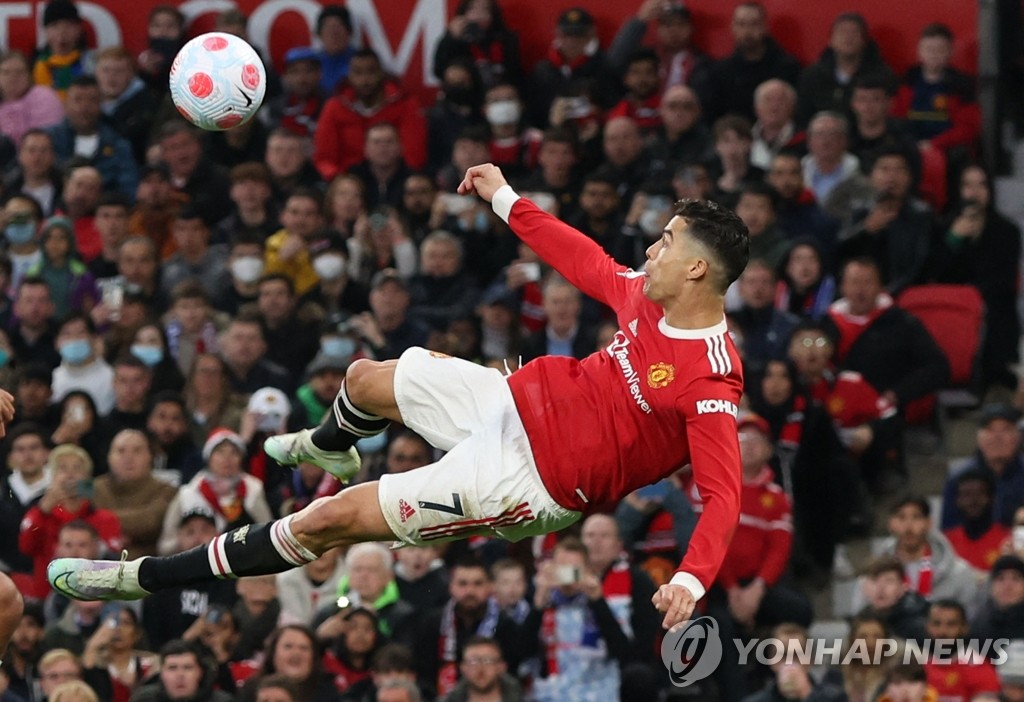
313, 48, 427, 180
20, 444, 121, 600
924, 599, 1000, 702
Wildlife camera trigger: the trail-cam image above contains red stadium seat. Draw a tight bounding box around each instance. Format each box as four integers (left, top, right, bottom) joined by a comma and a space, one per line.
917, 145, 948, 213
897, 284, 985, 423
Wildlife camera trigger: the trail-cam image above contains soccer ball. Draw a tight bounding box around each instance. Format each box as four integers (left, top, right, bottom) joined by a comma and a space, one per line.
169, 32, 266, 131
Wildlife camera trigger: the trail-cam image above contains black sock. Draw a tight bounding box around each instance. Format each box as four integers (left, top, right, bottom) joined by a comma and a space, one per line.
137, 519, 316, 592
310, 381, 390, 452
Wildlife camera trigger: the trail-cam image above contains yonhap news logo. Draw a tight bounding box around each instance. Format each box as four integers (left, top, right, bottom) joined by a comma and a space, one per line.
660, 617, 1011, 688
660, 617, 723, 688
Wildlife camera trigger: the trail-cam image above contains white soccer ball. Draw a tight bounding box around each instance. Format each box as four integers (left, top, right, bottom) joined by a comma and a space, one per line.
169, 32, 267, 131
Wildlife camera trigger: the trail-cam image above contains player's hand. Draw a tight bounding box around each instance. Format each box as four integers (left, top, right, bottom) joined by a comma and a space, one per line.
653, 583, 696, 631
457, 164, 508, 203
0, 389, 14, 439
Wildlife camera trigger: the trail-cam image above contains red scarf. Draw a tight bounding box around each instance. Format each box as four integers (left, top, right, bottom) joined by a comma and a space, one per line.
437, 598, 501, 697
198, 477, 248, 523
827, 304, 887, 363
905, 547, 933, 597
469, 39, 506, 69
778, 395, 806, 449
546, 45, 591, 75
520, 280, 545, 332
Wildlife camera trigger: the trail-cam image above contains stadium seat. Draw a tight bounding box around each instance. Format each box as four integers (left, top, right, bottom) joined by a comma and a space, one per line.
897, 284, 985, 424
917, 144, 948, 212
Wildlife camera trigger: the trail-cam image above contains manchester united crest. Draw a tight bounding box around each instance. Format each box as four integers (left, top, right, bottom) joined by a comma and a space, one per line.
647, 362, 675, 388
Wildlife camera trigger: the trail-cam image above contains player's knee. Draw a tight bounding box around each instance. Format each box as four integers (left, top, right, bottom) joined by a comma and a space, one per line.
292, 493, 359, 551
344, 358, 381, 406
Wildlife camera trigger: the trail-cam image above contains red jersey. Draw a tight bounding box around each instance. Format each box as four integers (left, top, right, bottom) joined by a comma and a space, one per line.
943, 524, 1010, 571
925, 657, 1000, 702
499, 191, 743, 594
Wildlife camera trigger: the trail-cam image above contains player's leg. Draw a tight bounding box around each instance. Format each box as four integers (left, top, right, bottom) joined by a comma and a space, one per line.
0, 571, 24, 654
48, 482, 394, 601
264, 359, 400, 480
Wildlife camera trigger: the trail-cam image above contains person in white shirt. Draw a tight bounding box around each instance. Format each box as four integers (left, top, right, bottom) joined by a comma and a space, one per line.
51, 311, 114, 415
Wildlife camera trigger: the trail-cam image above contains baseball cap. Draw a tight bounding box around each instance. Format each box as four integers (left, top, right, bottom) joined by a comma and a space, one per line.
370, 268, 408, 292
992, 554, 1024, 579
202, 428, 247, 461
248, 387, 291, 417
179, 505, 217, 528
284, 46, 321, 66
306, 350, 351, 377
737, 412, 770, 436
557, 8, 595, 36
44, 0, 80, 26
978, 403, 1022, 428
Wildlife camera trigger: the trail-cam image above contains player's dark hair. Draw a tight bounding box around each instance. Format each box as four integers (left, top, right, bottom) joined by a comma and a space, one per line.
930, 598, 967, 622
890, 494, 930, 518
921, 22, 953, 42
673, 199, 750, 293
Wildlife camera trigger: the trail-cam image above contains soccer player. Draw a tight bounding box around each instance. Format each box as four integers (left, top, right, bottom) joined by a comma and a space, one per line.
0, 388, 23, 655
48, 164, 749, 631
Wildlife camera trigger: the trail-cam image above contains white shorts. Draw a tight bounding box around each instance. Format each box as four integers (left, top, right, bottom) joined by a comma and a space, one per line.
378, 347, 581, 546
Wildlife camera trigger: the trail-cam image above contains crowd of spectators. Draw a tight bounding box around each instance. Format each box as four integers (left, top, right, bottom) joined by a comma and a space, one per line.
0, 0, 1021, 700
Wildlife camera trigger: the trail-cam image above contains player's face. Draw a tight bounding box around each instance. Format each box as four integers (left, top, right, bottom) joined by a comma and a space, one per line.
643, 216, 704, 304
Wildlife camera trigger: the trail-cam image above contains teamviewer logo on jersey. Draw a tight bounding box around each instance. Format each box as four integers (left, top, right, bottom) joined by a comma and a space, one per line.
695, 399, 738, 416
661, 617, 723, 687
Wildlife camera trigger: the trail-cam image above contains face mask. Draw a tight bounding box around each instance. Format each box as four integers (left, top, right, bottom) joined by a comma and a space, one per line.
5, 221, 36, 245
322, 336, 356, 359
313, 254, 346, 281
231, 256, 264, 284
59, 339, 92, 365
485, 100, 521, 126
130, 344, 163, 367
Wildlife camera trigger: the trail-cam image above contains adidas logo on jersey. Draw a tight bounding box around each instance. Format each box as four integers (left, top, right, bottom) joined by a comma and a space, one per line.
628, 319, 638, 336
695, 399, 738, 417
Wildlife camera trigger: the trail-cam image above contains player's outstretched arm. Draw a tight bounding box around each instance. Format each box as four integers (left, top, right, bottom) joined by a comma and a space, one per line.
459, 164, 632, 309
0, 571, 23, 654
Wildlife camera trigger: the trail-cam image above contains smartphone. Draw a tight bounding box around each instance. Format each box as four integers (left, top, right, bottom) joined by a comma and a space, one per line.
564, 96, 592, 120
75, 479, 94, 500
68, 403, 87, 423
98, 277, 125, 321
555, 565, 581, 585
516, 262, 541, 282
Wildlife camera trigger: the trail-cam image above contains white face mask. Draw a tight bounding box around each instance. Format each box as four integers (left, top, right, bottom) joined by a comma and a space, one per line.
231, 256, 264, 284
485, 100, 521, 126
313, 253, 346, 281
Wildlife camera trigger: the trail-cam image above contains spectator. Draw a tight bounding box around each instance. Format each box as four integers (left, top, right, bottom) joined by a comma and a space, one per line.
767, 151, 839, 261
742, 623, 846, 702
751, 79, 804, 170
127, 163, 184, 260
157, 429, 273, 555
0, 424, 52, 580
999, 641, 1024, 700
875, 496, 983, 612
483, 83, 542, 180
528, 8, 619, 128
392, 545, 448, 612
837, 147, 934, 295
875, 663, 938, 702
407, 231, 480, 332
306, 244, 370, 321
322, 607, 380, 696
971, 554, 1024, 643
324, 173, 367, 241
942, 404, 1024, 530
157, 122, 232, 228
735, 184, 791, 270
709, 115, 761, 205
181, 604, 244, 686
608, 1, 709, 93
19, 444, 121, 600
257, 273, 321, 384
437, 126, 492, 194
135, 5, 185, 96
774, 240, 836, 320
427, 60, 486, 177
645, 85, 713, 180
183, 353, 245, 448
264, 129, 323, 209
52, 312, 114, 414
943, 469, 1010, 572
37, 648, 111, 702
32, 0, 95, 99
277, 547, 345, 627
2, 602, 46, 701
161, 207, 230, 299
314, 49, 427, 179
27, 216, 98, 319
802, 112, 862, 212
81, 605, 158, 702
44, 519, 101, 621
929, 164, 1021, 390
214, 163, 279, 247
50, 391, 107, 475
892, 24, 981, 155
166, 283, 223, 380
923, 599, 1000, 701
214, 234, 264, 316
291, 350, 349, 430
235, 622, 336, 702
10, 276, 60, 369
218, 312, 293, 396
350, 123, 413, 211
521, 274, 596, 364
113, 236, 165, 316
103, 355, 152, 435
797, 12, 895, 124
858, 555, 929, 641
145, 391, 202, 485
442, 635, 523, 702
703, 2, 801, 122
601, 117, 648, 207
344, 269, 430, 361
823, 257, 948, 443
93, 429, 177, 559
55, 164, 103, 264
4, 195, 46, 293
490, 559, 529, 624
48, 76, 138, 198
94, 47, 157, 166
848, 73, 919, 170
433, 0, 523, 89
88, 193, 130, 282
315, 5, 356, 95
130, 639, 233, 702
729, 259, 799, 374
264, 188, 328, 298
263, 47, 324, 139
607, 50, 663, 135
6, 364, 54, 440
5, 129, 62, 219
128, 322, 185, 394
0, 51, 64, 145
822, 613, 896, 702
517, 127, 581, 219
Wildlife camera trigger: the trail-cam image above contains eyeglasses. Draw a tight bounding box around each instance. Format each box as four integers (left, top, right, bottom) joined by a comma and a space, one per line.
799, 337, 830, 348
463, 657, 501, 666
